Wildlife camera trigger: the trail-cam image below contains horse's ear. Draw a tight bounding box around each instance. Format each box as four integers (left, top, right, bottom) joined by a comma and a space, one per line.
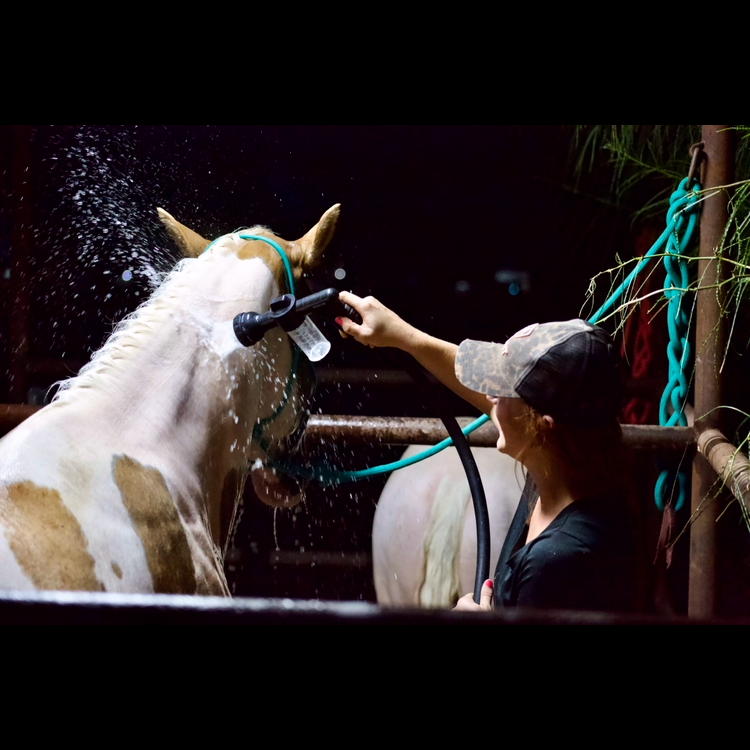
293, 204, 340, 270
157, 207, 211, 258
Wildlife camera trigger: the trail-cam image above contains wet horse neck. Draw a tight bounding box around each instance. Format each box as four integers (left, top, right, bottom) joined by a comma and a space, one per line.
59, 255, 282, 497
94, 313, 256, 469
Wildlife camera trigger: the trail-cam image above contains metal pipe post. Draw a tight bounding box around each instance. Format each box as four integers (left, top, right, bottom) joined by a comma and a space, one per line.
689, 125, 735, 618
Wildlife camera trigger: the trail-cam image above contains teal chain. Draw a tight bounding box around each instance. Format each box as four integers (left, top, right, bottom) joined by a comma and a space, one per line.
588, 177, 700, 325
654, 177, 701, 511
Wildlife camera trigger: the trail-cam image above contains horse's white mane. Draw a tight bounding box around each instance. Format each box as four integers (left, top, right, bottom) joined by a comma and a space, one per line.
52, 256, 202, 405
51, 227, 274, 406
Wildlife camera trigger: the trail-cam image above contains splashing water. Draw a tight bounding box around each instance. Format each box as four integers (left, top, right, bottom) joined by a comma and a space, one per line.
30, 126, 187, 357
39, 127, 175, 272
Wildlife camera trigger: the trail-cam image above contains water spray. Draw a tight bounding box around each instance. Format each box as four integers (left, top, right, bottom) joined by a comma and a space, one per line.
233, 286, 490, 603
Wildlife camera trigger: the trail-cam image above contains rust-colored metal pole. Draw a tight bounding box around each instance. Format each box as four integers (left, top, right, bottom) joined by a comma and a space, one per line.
301, 416, 693, 453
1, 406, 695, 452
0, 404, 39, 435
697, 429, 750, 520
689, 125, 735, 618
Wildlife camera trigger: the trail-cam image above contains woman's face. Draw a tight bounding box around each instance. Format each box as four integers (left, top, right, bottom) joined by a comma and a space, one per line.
487, 395, 530, 458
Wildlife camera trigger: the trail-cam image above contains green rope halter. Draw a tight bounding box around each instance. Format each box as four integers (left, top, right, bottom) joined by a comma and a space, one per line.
203, 233, 299, 445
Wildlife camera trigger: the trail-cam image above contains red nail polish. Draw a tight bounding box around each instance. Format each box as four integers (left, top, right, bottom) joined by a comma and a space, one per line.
485, 579, 493, 589
335, 318, 343, 326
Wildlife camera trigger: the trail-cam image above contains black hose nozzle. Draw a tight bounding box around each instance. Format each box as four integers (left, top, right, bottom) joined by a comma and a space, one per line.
233, 288, 361, 348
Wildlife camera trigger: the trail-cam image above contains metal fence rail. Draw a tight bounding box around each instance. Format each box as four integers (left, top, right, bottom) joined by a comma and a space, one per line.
1, 590, 745, 625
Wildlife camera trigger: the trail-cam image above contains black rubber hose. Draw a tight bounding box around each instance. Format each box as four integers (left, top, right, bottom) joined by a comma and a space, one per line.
386, 349, 491, 604
300, 280, 492, 604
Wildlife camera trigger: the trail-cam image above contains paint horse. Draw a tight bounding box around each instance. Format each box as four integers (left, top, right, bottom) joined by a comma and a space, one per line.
373, 445, 521, 607
0, 204, 340, 595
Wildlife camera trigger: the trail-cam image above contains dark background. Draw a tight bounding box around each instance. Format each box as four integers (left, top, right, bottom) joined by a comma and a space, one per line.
4, 125, 738, 611
1, 125, 634, 374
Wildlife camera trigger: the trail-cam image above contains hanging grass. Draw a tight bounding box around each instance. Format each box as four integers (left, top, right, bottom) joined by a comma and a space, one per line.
571, 126, 750, 324
571, 125, 750, 542
572, 125, 749, 218
572, 127, 750, 525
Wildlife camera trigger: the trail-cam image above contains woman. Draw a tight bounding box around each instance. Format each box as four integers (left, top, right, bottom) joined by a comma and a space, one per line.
337, 292, 636, 613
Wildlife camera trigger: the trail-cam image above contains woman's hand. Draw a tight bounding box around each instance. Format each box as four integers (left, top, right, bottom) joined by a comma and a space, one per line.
337, 292, 416, 350
338, 291, 491, 415
453, 579, 493, 612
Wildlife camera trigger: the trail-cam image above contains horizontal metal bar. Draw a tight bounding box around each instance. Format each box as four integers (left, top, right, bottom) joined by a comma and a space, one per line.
697, 429, 750, 517
0, 404, 39, 435
317, 368, 677, 395
0, 590, 742, 624
303, 415, 695, 452
269, 551, 371, 568
304, 415, 500, 447
314, 367, 414, 387
0, 406, 696, 453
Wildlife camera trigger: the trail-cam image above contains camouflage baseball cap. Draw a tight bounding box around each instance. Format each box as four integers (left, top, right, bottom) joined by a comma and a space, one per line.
455, 320, 622, 426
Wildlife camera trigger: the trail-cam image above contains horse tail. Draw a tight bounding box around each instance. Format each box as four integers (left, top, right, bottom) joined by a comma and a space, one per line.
417, 475, 470, 608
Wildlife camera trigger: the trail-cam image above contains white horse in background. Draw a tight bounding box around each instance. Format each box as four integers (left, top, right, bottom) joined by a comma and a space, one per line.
0, 204, 340, 595
373, 445, 521, 607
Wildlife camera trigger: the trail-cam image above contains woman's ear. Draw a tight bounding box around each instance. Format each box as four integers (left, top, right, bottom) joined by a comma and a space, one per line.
542, 414, 555, 429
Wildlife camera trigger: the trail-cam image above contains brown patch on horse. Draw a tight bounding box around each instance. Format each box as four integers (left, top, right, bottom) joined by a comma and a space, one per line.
158, 203, 340, 286
292, 203, 340, 270
157, 207, 211, 258
0, 481, 104, 591
113, 456, 197, 594
235, 237, 290, 289
233, 204, 340, 282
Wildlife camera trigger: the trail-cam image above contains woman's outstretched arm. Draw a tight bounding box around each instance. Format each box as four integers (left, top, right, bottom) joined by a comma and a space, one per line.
338, 291, 491, 415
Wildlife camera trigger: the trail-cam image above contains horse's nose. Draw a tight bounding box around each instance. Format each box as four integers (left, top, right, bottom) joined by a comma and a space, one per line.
250, 462, 305, 509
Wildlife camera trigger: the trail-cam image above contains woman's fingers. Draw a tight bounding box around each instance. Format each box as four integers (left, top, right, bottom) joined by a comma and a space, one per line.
337, 291, 412, 350
453, 592, 481, 612
335, 314, 361, 339
339, 290, 365, 309
452, 580, 493, 612
479, 579, 493, 610
339, 290, 371, 324
337, 292, 380, 344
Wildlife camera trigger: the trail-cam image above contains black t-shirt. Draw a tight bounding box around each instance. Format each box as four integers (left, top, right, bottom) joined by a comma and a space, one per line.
494, 476, 636, 612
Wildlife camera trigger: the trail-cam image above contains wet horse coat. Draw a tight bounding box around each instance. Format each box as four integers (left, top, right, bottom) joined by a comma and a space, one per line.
373, 445, 521, 607
0, 205, 340, 595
